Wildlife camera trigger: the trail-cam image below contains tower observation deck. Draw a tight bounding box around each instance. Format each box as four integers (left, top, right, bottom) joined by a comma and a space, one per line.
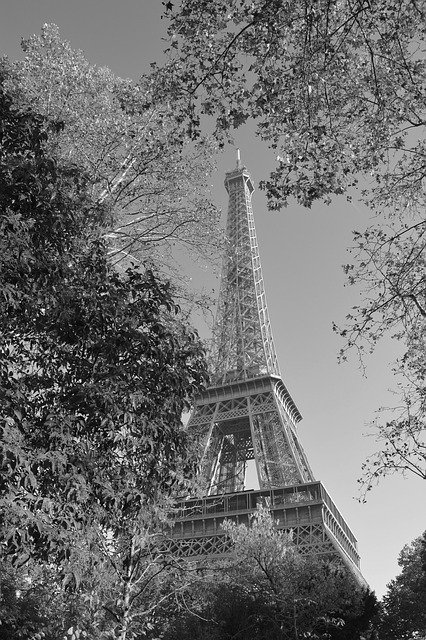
164, 156, 365, 584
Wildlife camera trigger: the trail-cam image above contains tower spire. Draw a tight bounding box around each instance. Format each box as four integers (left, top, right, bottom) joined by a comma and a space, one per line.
210, 162, 280, 385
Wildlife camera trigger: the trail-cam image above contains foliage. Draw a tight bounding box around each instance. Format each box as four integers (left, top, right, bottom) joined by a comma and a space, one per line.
380, 531, 426, 640
163, 0, 425, 211
0, 65, 209, 639
0, 547, 203, 640
4, 23, 222, 289
344, 219, 426, 492
0, 559, 93, 640
0, 561, 49, 640
162, 0, 426, 490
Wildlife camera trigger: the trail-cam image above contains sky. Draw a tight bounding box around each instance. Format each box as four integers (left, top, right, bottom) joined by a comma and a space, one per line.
1, 0, 424, 598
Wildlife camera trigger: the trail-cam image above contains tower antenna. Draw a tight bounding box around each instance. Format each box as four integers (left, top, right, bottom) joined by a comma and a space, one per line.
236, 148, 241, 169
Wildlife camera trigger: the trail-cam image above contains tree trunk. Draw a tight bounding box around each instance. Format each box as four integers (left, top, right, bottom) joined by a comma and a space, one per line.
118, 537, 136, 640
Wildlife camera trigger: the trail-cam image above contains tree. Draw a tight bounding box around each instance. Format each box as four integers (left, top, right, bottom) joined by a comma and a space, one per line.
223, 507, 377, 640
0, 66, 209, 639
338, 212, 425, 493
380, 531, 426, 640
160, 0, 426, 489
4, 24, 222, 293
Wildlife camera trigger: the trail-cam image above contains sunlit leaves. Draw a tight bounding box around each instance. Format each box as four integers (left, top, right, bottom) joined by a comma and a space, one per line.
6, 23, 222, 291
164, 0, 426, 211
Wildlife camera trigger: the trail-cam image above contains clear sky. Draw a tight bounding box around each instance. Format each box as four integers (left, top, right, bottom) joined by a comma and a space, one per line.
1, 0, 423, 599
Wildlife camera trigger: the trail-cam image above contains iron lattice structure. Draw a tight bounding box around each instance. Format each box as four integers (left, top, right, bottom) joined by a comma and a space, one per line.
168, 159, 365, 584
210, 165, 280, 384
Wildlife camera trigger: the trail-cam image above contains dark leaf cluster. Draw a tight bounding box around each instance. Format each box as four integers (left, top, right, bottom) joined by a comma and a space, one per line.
0, 66, 208, 571
379, 531, 426, 639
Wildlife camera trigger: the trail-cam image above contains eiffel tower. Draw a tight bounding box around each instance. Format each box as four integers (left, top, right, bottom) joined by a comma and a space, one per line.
166, 154, 365, 583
